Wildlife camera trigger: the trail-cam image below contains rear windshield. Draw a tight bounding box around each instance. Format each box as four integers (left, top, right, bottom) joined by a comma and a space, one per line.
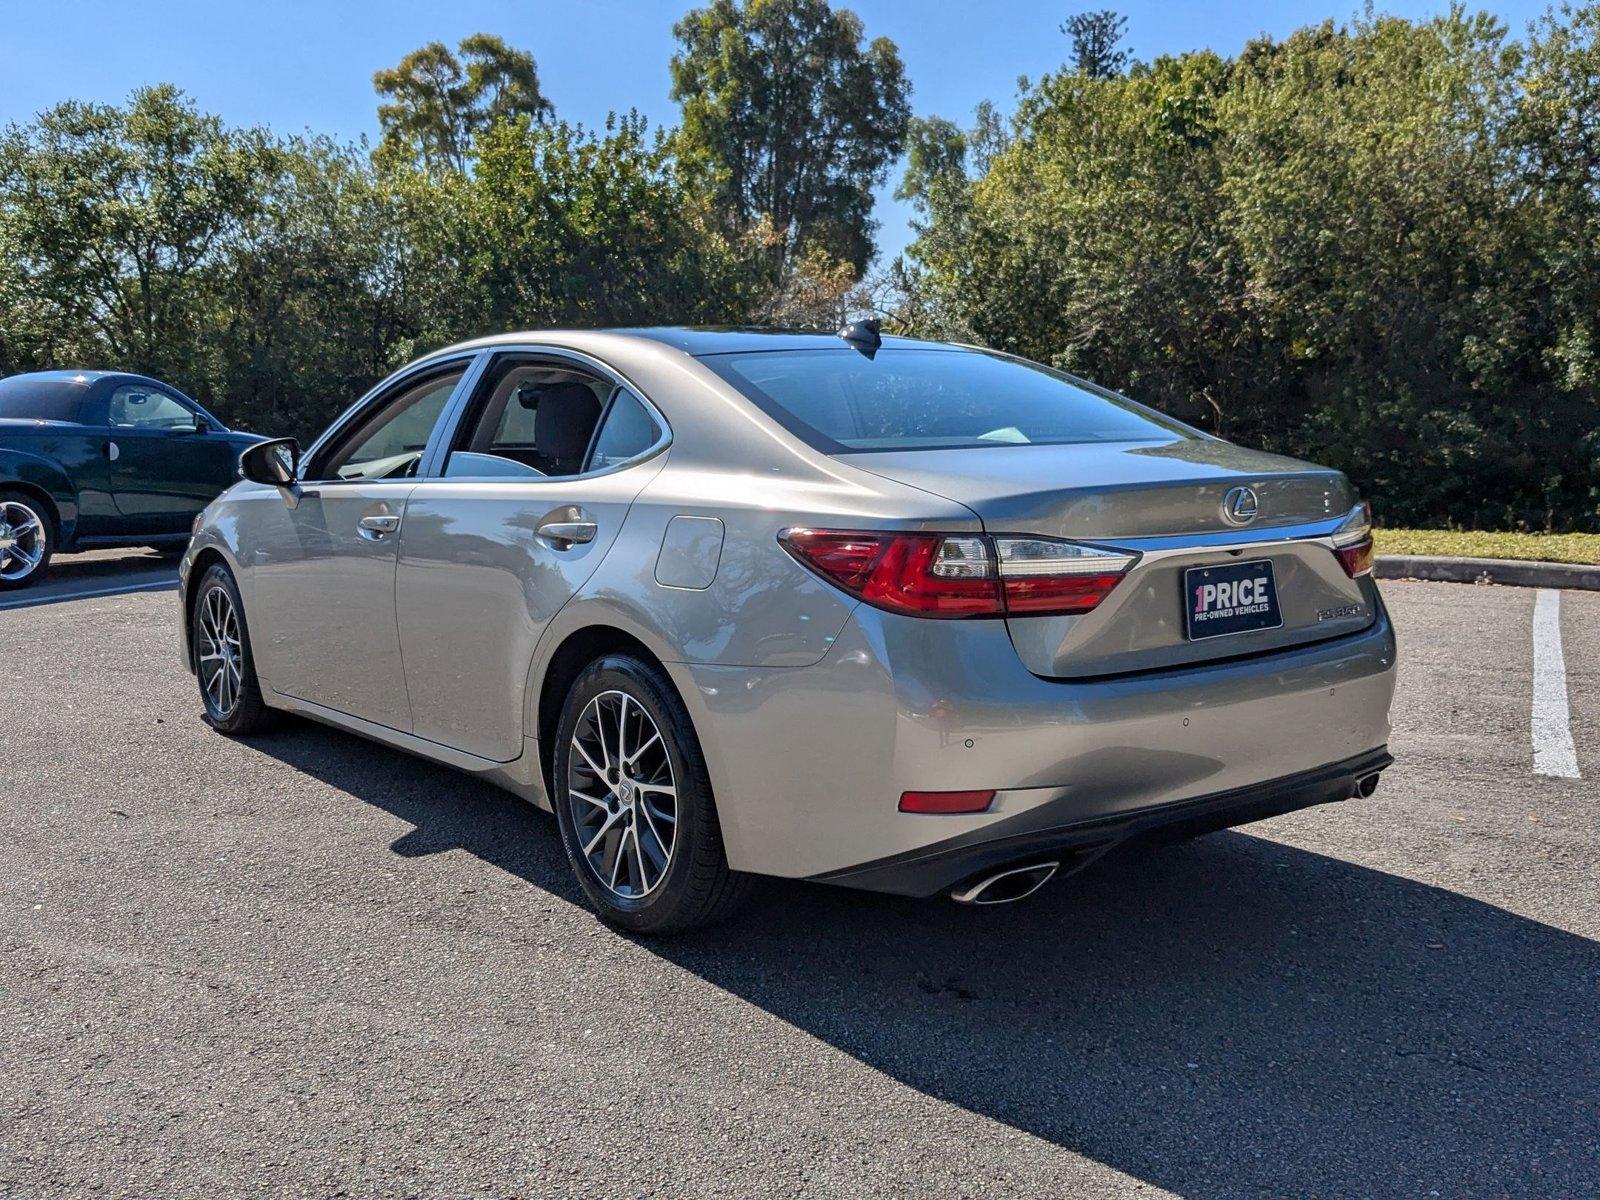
702, 347, 1190, 453
0, 377, 86, 423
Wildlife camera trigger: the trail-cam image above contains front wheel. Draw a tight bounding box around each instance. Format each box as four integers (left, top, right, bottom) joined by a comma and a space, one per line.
191, 563, 275, 735
552, 654, 751, 934
0, 492, 55, 590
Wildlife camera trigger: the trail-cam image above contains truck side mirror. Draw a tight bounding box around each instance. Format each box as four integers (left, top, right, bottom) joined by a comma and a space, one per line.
239, 438, 299, 487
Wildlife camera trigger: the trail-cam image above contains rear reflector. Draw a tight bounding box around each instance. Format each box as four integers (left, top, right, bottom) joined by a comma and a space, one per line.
899, 789, 996, 814
778, 528, 1135, 619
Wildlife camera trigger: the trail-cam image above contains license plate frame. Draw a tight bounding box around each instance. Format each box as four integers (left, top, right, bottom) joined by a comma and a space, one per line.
1184, 558, 1284, 641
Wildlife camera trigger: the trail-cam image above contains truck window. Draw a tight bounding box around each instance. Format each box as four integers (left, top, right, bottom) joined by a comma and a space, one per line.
0, 377, 87, 423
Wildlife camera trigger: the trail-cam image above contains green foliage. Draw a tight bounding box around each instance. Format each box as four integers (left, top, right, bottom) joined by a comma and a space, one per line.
0, 85, 276, 380
670, 0, 911, 272
902, 7, 1600, 531
374, 34, 554, 174
0, 91, 766, 442
411, 113, 763, 337
3, 8, 1596, 532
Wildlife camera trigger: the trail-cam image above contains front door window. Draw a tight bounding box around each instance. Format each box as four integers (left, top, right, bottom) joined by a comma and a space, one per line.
312, 370, 466, 482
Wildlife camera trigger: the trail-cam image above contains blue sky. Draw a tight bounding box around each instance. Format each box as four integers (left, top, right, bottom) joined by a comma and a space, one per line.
0, 0, 1553, 261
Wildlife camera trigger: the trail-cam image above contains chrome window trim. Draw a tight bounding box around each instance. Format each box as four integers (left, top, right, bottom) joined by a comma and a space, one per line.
420, 343, 672, 484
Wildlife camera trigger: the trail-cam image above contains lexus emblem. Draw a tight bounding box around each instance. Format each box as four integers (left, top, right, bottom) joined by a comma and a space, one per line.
1221, 485, 1259, 526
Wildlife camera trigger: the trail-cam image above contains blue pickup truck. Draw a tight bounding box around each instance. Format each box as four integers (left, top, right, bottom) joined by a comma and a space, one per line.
0, 370, 265, 589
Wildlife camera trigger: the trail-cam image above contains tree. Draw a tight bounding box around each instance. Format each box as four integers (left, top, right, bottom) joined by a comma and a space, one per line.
0, 85, 274, 379
407, 113, 764, 338
1061, 10, 1129, 78
670, 0, 911, 273
901, 9, 1600, 531
374, 34, 553, 173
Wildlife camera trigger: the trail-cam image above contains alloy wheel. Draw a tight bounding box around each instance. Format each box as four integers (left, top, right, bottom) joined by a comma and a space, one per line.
566, 689, 679, 899
0, 500, 47, 582
197, 585, 244, 718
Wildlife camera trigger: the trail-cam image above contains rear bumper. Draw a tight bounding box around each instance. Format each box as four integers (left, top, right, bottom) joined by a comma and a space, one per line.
668, 592, 1398, 884
811, 746, 1393, 896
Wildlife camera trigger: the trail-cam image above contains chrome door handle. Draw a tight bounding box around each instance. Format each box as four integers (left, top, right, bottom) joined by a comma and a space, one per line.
358, 513, 400, 540
536, 519, 597, 546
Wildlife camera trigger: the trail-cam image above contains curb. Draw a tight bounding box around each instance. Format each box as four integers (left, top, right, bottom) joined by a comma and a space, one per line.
1374, 555, 1600, 591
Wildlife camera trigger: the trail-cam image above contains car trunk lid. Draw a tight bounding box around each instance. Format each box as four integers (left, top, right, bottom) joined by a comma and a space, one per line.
846, 437, 1376, 678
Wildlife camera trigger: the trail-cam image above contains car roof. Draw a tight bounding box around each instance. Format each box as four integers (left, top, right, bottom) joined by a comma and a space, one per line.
0, 369, 171, 389
447, 326, 960, 358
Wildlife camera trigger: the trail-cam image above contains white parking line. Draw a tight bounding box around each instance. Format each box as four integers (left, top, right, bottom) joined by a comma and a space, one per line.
1532, 588, 1581, 779
0, 579, 176, 612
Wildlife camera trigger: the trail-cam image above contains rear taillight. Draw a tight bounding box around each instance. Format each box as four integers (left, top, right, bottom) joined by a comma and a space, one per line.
1334, 537, 1374, 578
778, 528, 1136, 618
1332, 502, 1374, 578
993, 537, 1136, 614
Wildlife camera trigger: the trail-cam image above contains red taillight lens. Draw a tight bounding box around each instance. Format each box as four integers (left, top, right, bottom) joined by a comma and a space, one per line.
1331, 502, 1374, 578
779, 529, 1136, 618
1001, 572, 1129, 613
993, 536, 1135, 614
899, 789, 996, 814
778, 530, 886, 591
779, 529, 1003, 617
1334, 535, 1374, 578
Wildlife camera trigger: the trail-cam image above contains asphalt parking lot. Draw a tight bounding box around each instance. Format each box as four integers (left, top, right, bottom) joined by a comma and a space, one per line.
2, 563, 1596, 1198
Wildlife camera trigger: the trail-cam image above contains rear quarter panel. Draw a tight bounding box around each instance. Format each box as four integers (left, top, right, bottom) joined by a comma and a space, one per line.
0, 425, 100, 542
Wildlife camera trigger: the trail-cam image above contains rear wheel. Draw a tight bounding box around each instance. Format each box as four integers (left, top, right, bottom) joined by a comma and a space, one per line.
0, 492, 55, 590
191, 563, 275, 734
552, 654, 751, 934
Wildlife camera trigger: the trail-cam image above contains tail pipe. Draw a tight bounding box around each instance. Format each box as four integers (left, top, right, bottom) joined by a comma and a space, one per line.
950, 861, 1059, 906
1353, 772, 1382, 799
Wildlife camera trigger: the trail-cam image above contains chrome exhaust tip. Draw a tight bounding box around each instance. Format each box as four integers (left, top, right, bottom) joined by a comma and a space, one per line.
1353, 772, 1382, 799
950, 861, 1060, 906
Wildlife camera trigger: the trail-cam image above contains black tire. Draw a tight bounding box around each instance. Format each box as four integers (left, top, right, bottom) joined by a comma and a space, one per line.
0, 489, 56, 590
552, 654, 752, 934
190, 562, 276, 735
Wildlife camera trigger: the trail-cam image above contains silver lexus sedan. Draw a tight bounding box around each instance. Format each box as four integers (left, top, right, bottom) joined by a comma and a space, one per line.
180, 326, 1396, 933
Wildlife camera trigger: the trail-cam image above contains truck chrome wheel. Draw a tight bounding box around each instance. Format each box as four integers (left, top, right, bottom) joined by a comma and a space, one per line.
0, 500, 47, 582
196, 583, 244, 718
567, 689, 679, 899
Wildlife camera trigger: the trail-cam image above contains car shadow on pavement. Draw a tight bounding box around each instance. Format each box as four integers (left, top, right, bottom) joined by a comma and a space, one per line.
257, 719, 1600, 1199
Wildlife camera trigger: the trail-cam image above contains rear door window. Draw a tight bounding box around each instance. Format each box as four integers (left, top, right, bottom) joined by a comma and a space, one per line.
702, 347, 1192, 453
442, 357, 613, 479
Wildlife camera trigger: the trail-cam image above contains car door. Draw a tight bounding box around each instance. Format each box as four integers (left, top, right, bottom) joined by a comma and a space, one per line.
99, 383, 236, 533
246, 358, 475, 731
394, 349, 669, 762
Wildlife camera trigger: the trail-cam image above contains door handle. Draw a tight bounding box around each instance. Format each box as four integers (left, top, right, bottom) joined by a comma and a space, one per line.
105, 441, 120, 462
536, 519, 597, 546
358, 513, 401, 540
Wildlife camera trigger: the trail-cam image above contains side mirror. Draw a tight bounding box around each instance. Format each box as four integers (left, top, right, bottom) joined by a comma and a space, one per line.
239, 438, 299, 487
